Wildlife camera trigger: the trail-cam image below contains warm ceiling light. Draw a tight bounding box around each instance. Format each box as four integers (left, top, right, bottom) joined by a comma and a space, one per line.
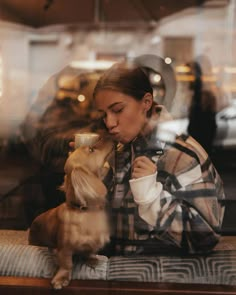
176, 65, 191, 73
165, 57, 172, 64
70, 60, 115, 70
77, 94, 86, 102
151, 73, 161, 84
176, 75, 195, 82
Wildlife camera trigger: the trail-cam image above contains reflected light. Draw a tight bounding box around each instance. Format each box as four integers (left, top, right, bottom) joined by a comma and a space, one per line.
176, 74, 217, 82
176, 65, 191, 73
212, 67, 220, 74
165, 57, 172, 64
151, 73, 161, 84
77, 94, 86, 102
224, 67, 236, 74
203, 75, 217, 82
176, 75, 194, 82
70, 60, 115, 70
150, 35, 161, 45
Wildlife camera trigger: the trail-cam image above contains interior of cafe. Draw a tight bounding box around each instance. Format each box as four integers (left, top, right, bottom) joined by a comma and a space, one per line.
0, 0, 236, 294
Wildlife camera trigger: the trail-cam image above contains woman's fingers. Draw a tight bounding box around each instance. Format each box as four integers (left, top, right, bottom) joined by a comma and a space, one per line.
69, 141, 75, 148
132, 156, 157, 179
68, 141, 75, 156
133, 156, 156, 171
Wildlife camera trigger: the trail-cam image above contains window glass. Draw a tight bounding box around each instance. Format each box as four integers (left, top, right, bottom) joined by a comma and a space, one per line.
0, 1, 236, 292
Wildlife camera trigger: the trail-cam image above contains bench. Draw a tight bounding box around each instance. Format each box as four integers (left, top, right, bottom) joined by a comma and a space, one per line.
0, 230, 236, 294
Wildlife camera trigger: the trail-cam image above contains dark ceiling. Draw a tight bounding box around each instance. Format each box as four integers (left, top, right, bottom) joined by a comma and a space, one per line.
0, 0, 230, 29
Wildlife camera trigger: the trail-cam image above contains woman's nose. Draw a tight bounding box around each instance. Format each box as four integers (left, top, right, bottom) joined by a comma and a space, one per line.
104, 114, 117, 129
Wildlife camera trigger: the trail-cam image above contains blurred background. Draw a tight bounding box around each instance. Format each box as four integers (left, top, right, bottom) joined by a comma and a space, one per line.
0, 0, 235, 233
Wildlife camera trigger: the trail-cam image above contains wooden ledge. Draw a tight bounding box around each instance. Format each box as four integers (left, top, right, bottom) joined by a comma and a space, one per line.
0, 277, 236, 295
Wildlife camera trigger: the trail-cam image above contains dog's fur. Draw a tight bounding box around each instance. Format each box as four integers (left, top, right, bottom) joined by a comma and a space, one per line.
28, 137, 113, 289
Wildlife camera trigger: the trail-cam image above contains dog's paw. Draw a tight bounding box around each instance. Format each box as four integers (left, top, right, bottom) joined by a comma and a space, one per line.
51, 270, 71, 290
86, 254, 103, 268
51, 279, 70, 290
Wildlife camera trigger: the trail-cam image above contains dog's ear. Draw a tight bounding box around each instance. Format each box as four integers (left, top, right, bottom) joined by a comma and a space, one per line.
70, 166, 107, 207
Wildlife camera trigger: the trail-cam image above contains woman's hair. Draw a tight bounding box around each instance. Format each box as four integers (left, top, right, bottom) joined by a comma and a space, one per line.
93, 61, 153, 101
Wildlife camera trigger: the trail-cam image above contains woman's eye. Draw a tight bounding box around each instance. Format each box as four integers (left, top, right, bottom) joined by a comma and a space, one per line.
112, 108, 123, 114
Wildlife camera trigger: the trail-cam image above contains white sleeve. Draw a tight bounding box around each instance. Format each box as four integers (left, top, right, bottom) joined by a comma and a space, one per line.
129, 173, 164, 226
129, 172, 162, 204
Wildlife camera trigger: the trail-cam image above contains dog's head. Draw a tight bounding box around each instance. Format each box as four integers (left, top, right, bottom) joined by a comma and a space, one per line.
61, 136, 114, 209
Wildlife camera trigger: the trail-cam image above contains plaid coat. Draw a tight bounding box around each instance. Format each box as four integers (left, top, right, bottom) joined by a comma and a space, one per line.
105, 113, 225, 256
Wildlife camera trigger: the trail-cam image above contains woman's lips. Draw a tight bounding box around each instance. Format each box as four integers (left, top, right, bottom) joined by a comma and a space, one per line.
109, 132, 120, 139
109, 131, 119, 136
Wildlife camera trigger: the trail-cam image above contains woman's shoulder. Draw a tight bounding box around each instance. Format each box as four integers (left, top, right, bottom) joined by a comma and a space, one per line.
176, 134, 209, 163
158, 134, 209, 175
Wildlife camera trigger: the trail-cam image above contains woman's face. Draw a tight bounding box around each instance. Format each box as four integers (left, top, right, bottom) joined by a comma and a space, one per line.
95, 89, 152, 144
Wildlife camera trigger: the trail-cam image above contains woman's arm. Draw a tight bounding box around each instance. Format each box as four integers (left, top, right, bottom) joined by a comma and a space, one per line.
129, 140, 225, 253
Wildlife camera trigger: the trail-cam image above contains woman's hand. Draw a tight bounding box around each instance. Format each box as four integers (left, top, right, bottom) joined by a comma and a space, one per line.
69, 141, 75, 149
68, 141, 75, 155
131, 156, 157, 179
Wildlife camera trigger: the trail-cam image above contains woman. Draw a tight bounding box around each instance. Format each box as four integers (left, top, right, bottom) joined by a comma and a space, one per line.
92, 61, 225, 255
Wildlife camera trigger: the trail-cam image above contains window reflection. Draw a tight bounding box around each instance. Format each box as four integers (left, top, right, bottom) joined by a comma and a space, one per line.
0, 0, 236, 291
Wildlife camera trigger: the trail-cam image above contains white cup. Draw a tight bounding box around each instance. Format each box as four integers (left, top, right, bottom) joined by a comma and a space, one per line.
74, 132, 100, 148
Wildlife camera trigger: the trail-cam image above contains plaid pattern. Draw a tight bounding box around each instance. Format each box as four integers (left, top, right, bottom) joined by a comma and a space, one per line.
108, 132, 225, 256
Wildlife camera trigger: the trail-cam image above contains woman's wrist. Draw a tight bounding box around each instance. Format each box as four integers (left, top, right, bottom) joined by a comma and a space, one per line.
129, 172, 162, 205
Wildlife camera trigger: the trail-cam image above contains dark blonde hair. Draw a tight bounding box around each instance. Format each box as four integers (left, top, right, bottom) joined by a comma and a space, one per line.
93, 62, 153, 101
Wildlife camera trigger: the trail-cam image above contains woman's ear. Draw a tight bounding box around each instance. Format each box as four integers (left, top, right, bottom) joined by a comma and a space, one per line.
142, 93, 153, 113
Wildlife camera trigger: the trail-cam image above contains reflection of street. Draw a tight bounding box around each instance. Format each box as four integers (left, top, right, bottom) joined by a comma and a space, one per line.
214, 152, 236, 235
157, 101, 236, 151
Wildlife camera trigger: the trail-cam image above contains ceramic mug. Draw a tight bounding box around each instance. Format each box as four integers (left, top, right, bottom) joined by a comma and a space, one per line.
74, 132, 100, 148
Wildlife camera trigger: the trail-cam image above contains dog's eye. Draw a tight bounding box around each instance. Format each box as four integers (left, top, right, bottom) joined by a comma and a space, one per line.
89, 146, 94, 153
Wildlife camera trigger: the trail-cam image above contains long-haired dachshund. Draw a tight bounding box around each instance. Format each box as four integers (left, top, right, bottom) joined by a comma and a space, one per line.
28, 137, 114, 289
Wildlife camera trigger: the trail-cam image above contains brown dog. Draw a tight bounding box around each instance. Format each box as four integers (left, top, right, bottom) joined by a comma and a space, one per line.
28, 137, 114, 289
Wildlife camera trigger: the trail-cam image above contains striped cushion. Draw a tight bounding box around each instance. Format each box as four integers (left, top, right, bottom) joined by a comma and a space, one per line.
108, 251, 236, 285
0, 244, 108, 280
1, 243, 236, 285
